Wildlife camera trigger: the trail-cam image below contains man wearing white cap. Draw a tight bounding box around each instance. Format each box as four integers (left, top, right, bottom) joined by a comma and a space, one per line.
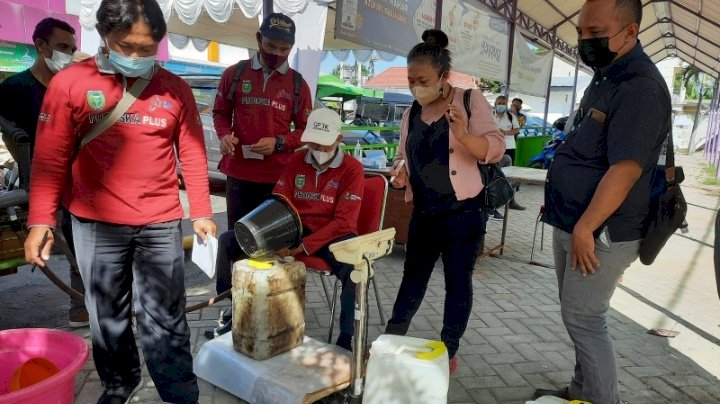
209, 109, 364, 351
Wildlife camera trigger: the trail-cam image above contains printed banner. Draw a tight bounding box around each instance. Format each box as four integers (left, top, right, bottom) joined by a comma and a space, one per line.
441, 0, 509, 83
335, 0, 434, 56
335, 0, 509, 82
0, 41, 37, 73
510, 30, 553, 97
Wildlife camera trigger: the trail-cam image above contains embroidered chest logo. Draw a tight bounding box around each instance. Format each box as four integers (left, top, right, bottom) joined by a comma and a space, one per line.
242, 80, 252, 94
149, 96, 174, 113
295, 174, 306, 189
87, 91, 105, 111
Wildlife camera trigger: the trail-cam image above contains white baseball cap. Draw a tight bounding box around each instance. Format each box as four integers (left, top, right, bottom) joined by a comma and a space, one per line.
301, 108, 342, 146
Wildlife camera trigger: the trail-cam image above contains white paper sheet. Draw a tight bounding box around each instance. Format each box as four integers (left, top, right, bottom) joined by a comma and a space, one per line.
191, 234, 218, 278
242, 145, 265, 160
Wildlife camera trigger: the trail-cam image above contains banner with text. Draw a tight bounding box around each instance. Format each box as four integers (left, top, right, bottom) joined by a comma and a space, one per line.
441, 0, 509, 83
0, 41, 37, 73
510, 31, 553, 97
335, 0, 434, 56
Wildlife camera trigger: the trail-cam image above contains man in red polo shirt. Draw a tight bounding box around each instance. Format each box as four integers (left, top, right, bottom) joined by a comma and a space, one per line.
23, 0, 215, 402
213, 12, 313, 230
207, 109, 364, 351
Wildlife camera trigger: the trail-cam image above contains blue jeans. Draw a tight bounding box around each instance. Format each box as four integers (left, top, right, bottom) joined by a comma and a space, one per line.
553, 227, 640, 404
72, 216, 198, 403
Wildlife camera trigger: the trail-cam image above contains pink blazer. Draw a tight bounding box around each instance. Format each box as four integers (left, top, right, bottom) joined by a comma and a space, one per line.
396, 88, 506, 203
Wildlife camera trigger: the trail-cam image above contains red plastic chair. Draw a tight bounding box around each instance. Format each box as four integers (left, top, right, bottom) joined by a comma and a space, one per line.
296, 173, 389, 343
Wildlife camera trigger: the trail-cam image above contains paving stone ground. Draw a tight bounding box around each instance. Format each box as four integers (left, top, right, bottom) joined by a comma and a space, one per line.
2, 154, 718, 404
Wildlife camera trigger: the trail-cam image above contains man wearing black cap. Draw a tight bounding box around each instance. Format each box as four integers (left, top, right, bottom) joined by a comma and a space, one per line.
213, 13, 312, 229
210, 12, 313, 334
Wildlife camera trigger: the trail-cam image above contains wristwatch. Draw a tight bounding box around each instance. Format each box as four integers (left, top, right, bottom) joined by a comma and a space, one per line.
274, 135, 285, 152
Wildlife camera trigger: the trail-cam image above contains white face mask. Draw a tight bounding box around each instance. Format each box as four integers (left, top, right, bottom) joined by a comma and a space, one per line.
311, 149, 336, 165
44, 50, 74, 73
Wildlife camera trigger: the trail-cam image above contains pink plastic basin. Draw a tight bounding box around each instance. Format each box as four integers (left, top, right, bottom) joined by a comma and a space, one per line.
0, 328, 89, 404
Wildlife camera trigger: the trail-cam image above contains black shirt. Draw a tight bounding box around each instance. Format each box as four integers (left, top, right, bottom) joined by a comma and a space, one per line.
407, 103, 480, 215
544, 43, 671, 242
0, 69, 46, 151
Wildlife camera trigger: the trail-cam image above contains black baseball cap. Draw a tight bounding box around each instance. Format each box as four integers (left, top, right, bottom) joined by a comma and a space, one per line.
259, 13, 295, 45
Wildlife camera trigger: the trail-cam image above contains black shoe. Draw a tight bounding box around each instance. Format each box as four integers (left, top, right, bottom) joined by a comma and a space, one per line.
532, 387, 571, 400
509, 200, 526, 210
489, 210, 504, 221
97, 383, 140, 404
204, 322, 232, 340
335, 332, 353, 352
219, 307, 232, 326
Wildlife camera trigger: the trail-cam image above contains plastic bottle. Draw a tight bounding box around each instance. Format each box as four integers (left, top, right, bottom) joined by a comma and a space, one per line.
354, 141, 363, 161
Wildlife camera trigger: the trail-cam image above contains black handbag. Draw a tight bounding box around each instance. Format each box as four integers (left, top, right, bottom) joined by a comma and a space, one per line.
479, 163, 515, 209
639, 130, 688, 265
463, 89, 515, 209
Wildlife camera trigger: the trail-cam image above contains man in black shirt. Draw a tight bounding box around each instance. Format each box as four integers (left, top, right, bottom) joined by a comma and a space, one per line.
0, 17, 85, 327
535, 0, 671, 403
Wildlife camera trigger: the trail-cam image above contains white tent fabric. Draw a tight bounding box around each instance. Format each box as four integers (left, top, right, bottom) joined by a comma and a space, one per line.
79, 0, 333, 27
326, 50, 397, 63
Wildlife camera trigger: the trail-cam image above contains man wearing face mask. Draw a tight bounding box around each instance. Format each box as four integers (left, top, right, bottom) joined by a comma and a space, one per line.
23, 1, 216, 403
511, 97, 527, 128
0, 17, 87, 328
536, 0, 671, 403
208, 109, 364, 351
492, 95, 525, 213
213, 12, 313, 230
0, 18, 75, 159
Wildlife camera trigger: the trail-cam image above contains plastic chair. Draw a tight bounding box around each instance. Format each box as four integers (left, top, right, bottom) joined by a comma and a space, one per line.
530, 204, 546, 262
296, 173, 389, 343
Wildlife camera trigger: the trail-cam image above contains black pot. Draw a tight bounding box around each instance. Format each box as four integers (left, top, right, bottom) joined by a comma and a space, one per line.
234, 194, 302, 258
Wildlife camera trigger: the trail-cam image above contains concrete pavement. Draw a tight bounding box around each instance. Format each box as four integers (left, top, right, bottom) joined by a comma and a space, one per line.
1, 153, 718, 403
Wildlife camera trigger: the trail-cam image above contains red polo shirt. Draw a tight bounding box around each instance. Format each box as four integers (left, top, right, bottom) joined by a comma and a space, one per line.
212, 54, 313, 184
273, 150, 364, 255
28, 58, 212, 227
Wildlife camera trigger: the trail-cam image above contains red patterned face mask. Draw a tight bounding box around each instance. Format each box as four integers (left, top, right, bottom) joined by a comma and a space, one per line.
259, 46, 287, 70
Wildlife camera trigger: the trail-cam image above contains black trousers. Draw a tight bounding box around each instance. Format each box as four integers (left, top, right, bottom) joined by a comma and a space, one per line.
72, 217, 198, 403
385, 209, 486, 358
225, 176, 275, 230
215, 230, 356, 336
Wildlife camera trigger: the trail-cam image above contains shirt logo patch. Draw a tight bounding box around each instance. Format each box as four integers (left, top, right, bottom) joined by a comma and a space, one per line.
149, 96, 161, 112
242, 80, 252, 94
295, 174, 306, 189
38, 112, 51, 122
326, 179, 340, 190
87, 91, 106, 111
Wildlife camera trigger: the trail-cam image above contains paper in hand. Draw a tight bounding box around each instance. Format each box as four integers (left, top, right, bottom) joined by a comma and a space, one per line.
241, 145, 264, 160
192, 234, 219, 278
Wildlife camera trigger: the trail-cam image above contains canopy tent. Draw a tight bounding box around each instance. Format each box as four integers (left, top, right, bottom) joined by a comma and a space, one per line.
316, 74, 382, 100
503, 0, 720, 79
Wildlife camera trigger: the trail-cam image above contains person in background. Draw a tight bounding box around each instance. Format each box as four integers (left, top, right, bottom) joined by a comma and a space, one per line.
535, 0, 671, 402
212, 12, 312, 230
0, 17, 87, 328
511, 97, 528, 128
207, 109, 364, 352
385, 29, 505, 375
209, 13, 313, 335
491, 95, 526, 219
23, 0, 216, 402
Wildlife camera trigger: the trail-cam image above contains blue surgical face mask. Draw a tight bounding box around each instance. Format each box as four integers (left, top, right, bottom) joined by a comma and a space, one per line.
495, 104, 507, 113
106, 45, 156, 77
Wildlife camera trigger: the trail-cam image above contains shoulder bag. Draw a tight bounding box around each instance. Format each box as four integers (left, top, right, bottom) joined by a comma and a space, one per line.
639, 128, 688, 265
463, 89, 515, 209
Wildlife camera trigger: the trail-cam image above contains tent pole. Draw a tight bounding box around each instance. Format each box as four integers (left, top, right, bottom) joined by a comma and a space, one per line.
263, 0, 273, 14
688, 72, 706, 154
435, 0, 443, 29
504, 0, 518, 96
541, 30, 557, 135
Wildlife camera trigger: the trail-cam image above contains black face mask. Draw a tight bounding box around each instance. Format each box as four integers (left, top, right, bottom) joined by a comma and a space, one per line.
578, 27, 627, 69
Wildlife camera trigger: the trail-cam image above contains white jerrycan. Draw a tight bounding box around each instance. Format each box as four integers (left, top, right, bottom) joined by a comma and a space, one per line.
363, 334, 449, 404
